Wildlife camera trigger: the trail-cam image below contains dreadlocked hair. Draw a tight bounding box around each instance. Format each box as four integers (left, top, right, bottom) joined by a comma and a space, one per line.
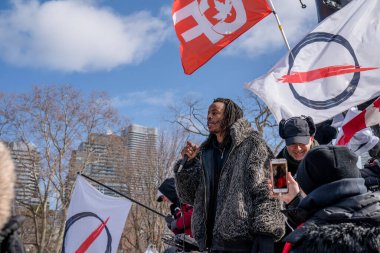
202, 98, 243, 149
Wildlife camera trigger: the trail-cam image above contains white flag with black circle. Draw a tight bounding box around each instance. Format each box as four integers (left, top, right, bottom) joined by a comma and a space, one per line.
62, 175, 132, 253
246, 0, 380, 124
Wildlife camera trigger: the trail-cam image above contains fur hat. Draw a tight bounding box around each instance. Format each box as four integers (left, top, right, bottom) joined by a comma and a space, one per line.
0, 142, 16, 230
297, 145, 361, 194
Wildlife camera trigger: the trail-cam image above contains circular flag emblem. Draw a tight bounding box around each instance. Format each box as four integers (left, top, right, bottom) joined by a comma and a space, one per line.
287, 32, 360, 110
62, 212, 112, 253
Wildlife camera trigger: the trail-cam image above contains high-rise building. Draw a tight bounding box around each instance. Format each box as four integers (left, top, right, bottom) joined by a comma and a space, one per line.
68, 124, 158, 198
68, 133, 129, 197
7, 141, 40, 206
121, 124, 158, 197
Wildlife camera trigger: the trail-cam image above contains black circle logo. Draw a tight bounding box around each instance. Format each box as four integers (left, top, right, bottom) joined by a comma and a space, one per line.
287, 32, 360, 110
62, 212, 112, 253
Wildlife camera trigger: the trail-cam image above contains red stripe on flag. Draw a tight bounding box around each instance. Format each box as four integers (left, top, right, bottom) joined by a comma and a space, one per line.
76, 217, 110, 253
336, 111, 367, 145
278, 65, 378, 83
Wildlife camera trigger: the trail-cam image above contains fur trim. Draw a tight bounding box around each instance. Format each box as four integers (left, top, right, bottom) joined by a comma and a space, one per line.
295, 223, 380, 252
0, 142, 15, 230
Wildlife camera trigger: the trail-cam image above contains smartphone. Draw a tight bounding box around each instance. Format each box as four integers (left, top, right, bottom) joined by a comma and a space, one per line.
270, 158, 288, 193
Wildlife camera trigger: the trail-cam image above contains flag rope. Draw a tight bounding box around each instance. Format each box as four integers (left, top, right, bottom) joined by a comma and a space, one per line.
79, 173, 166, 218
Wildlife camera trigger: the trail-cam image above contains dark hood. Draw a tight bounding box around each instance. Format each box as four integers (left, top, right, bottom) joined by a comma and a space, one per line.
158, 178, 179, 204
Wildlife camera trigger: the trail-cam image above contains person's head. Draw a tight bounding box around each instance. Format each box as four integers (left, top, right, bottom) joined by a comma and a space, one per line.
279, 116, 316, 161
156, 178, 179, 204
207, 98, 243, 138
0, 142, 15, 230
296, 145, 361, 194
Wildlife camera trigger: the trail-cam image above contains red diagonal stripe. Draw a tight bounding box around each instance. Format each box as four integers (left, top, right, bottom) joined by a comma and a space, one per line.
336, 111, 366, 146
76, 217, 110, 253
278, 65, 378, 83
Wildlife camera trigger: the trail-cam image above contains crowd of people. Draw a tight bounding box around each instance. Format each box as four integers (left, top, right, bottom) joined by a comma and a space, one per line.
162, 97, 380, 253
2, 96, 380, 253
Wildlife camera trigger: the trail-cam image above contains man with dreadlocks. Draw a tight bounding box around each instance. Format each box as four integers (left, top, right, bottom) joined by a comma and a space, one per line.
174, 98, 285, 252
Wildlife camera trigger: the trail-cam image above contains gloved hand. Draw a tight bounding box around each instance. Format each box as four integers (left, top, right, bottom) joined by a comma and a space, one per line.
165, 215, 175, 229
365, 159, 380, 175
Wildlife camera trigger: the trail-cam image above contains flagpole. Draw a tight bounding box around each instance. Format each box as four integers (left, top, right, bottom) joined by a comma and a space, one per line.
79, 173, 166, 218
267, 0, 293, 55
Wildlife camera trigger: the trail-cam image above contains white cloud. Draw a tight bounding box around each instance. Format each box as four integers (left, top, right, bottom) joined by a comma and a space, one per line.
111, 90, 176, 108
223, 0, 318, 57
0, 0, 171, 72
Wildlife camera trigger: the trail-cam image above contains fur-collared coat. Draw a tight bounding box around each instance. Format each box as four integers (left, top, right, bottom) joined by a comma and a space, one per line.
0, 142, 15, 230
174, 118, 285, 251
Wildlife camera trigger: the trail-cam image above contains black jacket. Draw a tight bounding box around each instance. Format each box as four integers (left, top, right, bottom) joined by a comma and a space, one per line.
0, 216, 25, 253
283, 178, 380, 252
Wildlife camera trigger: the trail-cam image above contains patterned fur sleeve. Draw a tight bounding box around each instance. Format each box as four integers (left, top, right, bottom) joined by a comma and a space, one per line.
173, 158, 201, 205
248, 137, 286, 241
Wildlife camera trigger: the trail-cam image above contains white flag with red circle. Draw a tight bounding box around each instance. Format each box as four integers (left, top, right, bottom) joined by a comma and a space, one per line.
62, 176, 132, 253
172, 0, 272, 74
246, 0, 380, 124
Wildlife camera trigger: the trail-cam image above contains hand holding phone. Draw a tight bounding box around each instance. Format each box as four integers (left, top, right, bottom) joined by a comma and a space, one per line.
270, 159, 288, 193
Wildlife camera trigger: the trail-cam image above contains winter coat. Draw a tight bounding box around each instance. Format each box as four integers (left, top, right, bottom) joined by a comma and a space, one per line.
0, 143, 15, 230
283, 178, 380, 253
0, 142, 25, 253
158, 178, 194, 237
174, 118, 285, 251
172, 204, 193, 237
0, 216, 25, 253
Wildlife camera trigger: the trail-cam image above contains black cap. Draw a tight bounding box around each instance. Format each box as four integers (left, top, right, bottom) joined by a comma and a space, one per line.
297, 145, 361, 194
282, 117, 312, 145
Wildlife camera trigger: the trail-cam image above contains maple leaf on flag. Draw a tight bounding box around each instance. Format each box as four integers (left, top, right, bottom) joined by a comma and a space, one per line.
214, 0, 233, 22
172, 0, 272, 74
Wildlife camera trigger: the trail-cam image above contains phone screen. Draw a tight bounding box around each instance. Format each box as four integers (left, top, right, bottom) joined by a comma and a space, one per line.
271, 159, 288, 193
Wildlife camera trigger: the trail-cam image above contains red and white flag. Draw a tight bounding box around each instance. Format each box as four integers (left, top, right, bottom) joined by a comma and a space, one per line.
172, 0, 272, 74
62, 176, 132, 253
246, 0, 380, 124
336, 98, 380, 145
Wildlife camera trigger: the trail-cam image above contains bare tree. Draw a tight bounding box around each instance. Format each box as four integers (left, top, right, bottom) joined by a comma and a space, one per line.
1, 85, 119, 253
119, 127, 188, 253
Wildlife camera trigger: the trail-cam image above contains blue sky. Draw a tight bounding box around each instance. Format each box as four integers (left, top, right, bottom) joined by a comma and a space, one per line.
0, 0, 318, 130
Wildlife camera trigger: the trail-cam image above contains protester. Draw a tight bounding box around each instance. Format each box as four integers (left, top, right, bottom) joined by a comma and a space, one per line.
277, 116, 318, 175
157, 178, 193, 237
174, 98, 285, 252
360, 142, 380, 192
274, 116, 318, 253
0, 142, 25, 253
272, 145, 380, 252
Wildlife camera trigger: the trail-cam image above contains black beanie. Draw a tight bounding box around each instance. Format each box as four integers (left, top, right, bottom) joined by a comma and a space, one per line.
297, 145, 361, 194
157, 178, 179, 204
